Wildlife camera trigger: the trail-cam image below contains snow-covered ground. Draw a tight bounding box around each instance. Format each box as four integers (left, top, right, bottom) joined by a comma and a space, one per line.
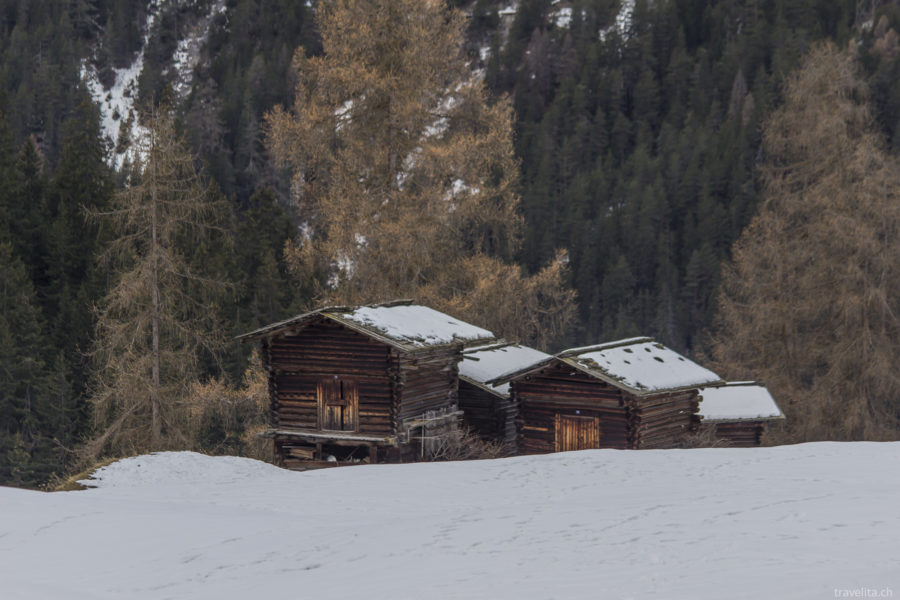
2, 443, 898, 599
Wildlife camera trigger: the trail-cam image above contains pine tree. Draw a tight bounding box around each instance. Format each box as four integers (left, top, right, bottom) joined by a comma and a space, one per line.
266, 0, 576, 348
86, 109, 229, 457
0, 242, 51, 484
44, 97, 114, 373
217, 188, 304, 379
0, 108, 15, 215
11, 137, 49, 285
710, 43, 900, 441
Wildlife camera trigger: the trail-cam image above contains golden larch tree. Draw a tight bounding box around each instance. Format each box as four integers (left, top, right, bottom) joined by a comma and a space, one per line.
710, 42, 900, 442
266, 0, 576, 349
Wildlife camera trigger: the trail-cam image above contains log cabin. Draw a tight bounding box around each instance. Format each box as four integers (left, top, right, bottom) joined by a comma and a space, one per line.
237, 300, 496, 468
457, 342, 552, 448
697, 382, 785, 447
491, 337, 723, 454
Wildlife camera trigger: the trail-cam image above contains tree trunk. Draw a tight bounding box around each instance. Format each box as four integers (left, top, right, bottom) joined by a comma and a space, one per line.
150, 133, 161, 449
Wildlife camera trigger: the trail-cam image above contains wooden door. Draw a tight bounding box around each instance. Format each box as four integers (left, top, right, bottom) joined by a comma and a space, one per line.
318, 378, 358, 432
555, 414, 600, 452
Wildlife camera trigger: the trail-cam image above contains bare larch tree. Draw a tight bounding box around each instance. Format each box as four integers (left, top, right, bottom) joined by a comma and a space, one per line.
87, 110, 228, 457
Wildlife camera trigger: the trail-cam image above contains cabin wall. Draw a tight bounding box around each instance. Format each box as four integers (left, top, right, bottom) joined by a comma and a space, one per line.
396, 348, 460, 421
262, 321, 469, 465
514, 365, 629, 453
395, 347, 462, 460
458, 381, 516, 446
629, 390, 699, 449
703, 421, 767, 447
264, 319, 395, 437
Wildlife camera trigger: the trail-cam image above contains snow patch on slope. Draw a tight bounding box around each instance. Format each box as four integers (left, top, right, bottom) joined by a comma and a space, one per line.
551, 3, 573, 28
601, 0, 635, 41
82, 0, 226, 170
81, 60, 147, 171
498, 2, 518, 19
81, 0, 158, 170
171, 0, 227, 99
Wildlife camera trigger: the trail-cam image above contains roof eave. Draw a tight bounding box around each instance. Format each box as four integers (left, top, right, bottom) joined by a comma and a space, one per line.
236, 307, 492, 351
234, 308, 326, 342
485, 356, 560, 386
557, 337, 654, 358
701, 414, 786, 424
325, 311, 494, 353
632, 380, 726, 398
462, 341, 515, 355
323, 312, 411, 351
234, 309, 409, 349
458, 375, 508, 398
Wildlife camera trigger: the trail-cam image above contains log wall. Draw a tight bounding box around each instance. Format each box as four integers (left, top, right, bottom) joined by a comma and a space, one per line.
264, 319, 394, 436
396, 348, 460, 423
704, 421, 767, 447
514, 364, 629, 453
260, 317, 469, 466
458, 381, 517, 445
629, 391, 699, 449
395, 347, 462, 460
514, 363, 702, 453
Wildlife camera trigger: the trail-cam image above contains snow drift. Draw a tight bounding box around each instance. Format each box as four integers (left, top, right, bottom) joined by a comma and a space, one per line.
1, 443, 898, 599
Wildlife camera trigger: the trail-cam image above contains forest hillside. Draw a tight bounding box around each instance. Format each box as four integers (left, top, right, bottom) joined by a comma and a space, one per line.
1, 0, 899, 487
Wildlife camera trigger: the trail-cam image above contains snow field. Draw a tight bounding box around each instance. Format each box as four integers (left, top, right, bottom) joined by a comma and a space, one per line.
1, 443, 898, 599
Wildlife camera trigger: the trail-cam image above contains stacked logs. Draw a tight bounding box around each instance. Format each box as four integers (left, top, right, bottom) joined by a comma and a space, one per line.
628, 391, 699, 449
705, 422, 767, 447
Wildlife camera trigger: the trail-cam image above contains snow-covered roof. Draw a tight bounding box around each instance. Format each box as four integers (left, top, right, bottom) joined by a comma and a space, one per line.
555, 337, 723, 396
698, 382, 785, 422
237, 301, 496, 351
460, 343, 553, 397
342, 304, 494, 348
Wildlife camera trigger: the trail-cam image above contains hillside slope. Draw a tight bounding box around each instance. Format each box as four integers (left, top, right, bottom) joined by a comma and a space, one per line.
1, 443, 897, 599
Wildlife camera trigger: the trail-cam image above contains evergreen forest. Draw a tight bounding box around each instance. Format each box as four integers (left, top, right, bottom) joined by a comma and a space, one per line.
2, 0, 900, 487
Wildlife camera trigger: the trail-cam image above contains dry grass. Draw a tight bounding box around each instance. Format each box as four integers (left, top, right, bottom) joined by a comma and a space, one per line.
425, 427, 512, 461
676, 425, 731, 449
50, 457, 121, 492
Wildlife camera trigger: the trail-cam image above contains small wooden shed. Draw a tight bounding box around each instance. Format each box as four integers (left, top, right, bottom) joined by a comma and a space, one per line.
492, 337, 723, 454
457, 342, 551, 447
697, 382, 785, 447
237, 300, 496, 468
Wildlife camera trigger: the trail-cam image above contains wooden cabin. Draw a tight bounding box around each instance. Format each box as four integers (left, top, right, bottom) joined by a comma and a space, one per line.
237, 301, 496, 468
491, 337, 723, 454
457, 342, 552, 448
697, 382, 785, 447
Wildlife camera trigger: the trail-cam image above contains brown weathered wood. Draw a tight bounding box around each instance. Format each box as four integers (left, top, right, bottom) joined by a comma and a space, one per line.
513, 359, 701, 453
250, 312, 469, 469
555, 414, 601, 452
700, 421, 767, 447
457, 380, 517, 446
